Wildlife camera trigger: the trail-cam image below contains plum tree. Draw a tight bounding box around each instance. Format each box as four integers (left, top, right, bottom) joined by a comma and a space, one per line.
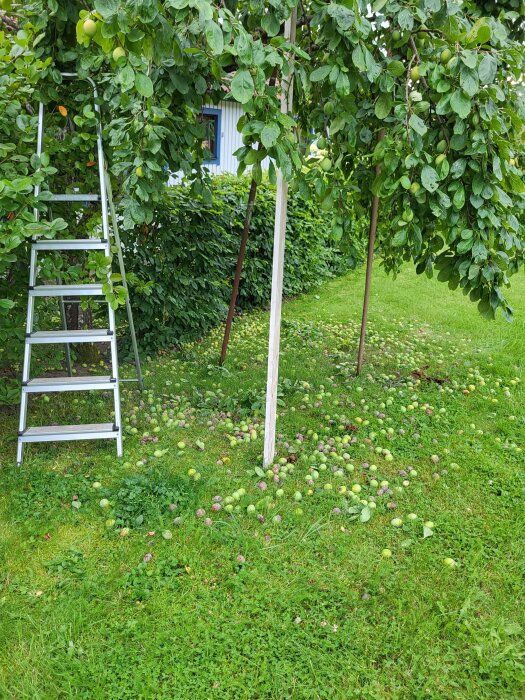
0, 0, 524, 385
293, 0, 525, 370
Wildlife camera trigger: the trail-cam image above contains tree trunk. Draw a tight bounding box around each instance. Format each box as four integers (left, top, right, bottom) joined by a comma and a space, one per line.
219, 177, 258, 365
356, 129, 385, 376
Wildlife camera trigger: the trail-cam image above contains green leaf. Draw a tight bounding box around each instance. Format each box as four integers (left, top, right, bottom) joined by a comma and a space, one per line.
310, 65, 331, 82
450, 159, 466, 179
493, 155, 502, 181
360, 506, 371, 523
363, 45, 381, 82
507, 171, 525, 193
375, 93, 393, 120
195, 0, 213, 21
436, 79, 451, 93
135, 73, 153, 98
450, 90, 471, 119
0, 298, 15, 312
468, 263, 480, 280
335, 71, 350, 96
393, 228, 408, 246
479, 54, 497, 84
231, 70, 255, 104
327, 4, 355, 31
436, 157, 449, 179
460, 50, 478, 69
119, 64, 135, 91
453, 185, 465, 209
94, 0, 119, 18
235, 32, 253, 62
205, 20, 224, 55
457, 237, 473, 254
436, 94, 451, 116
459, 66, 479, 98
466, 18, 491, 45
423, 526, 433, 538
478, 297, 495, 320
398, 8, 414, 30
409, 113, 427, 136
260, 122, 280, 149
421, 165, 439, 192
351, 45, 365, 72
261, 13, 280, 37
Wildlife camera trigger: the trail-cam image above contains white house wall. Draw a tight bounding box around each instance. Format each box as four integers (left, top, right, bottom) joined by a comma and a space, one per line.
168, 100, 270, 184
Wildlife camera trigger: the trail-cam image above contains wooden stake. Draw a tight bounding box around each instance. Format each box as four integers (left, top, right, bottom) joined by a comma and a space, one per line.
263, 8, 297, 466
219, 177, 258, 366
356, 129, 385, 376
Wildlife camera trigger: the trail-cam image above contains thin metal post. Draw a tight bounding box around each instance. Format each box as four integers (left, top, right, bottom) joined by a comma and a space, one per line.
263, 9, 297, 466
59, 301, 73, 375
105, 171, 144, 391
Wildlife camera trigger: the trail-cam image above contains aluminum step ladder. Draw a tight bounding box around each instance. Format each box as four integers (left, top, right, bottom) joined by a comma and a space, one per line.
17, 73, 143, 465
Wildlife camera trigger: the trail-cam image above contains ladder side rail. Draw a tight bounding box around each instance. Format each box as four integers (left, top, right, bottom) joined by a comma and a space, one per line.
92, 82, 111, 242
17, 247, 38, 463
107, 297, 123, 456
91, 78, 123, 454
32, 102, 45, 222
57, 274, 73, 377
35, 100, 73, 374
18, 102, 45, 464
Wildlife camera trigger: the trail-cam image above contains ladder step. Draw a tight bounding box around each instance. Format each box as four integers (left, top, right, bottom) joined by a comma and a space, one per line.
20, 423, 119, 443
29, 284, 104, 297
48, 194, 100, 202
23, 376, 115, 393
27, 329, 113, 344
33, 239, 108, 251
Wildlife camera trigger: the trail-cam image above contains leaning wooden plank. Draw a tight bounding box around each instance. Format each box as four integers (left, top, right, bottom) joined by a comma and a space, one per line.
263, 8, 297, 466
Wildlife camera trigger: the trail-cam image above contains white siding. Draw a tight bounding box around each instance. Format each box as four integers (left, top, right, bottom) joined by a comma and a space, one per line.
208, 100, 243, 176
168, 99, 270, 184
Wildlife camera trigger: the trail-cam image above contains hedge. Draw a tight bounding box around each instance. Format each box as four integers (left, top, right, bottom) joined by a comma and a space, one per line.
0, 175, 357, 403
123, 175, 355, 353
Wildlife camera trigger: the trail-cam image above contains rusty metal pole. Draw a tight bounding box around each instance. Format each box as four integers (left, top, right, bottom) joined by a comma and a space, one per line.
356, 129, 385, 376
219, 178, 258, 365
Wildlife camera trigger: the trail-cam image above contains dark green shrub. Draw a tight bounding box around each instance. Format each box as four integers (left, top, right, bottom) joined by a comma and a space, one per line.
124, 175, 357, 353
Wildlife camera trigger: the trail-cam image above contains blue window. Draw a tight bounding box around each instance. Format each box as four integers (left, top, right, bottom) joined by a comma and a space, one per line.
200, 108, 221, 165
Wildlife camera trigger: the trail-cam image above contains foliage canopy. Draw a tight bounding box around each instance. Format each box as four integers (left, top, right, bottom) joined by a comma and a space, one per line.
0, 0, 524, 350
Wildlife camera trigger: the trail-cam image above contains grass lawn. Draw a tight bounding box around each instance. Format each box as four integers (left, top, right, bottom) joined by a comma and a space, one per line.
0, 264, 524, 699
